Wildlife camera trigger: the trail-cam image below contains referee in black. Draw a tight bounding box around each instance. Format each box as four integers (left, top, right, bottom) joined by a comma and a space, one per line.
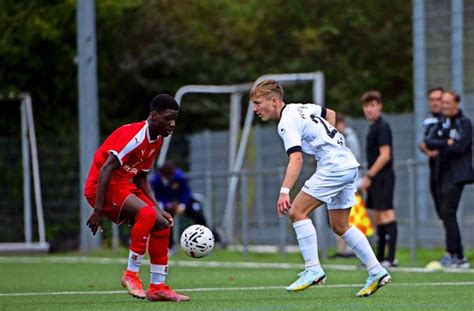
424, 90, 473, 268
419, 87, 444, 215
359, 91, 398, 267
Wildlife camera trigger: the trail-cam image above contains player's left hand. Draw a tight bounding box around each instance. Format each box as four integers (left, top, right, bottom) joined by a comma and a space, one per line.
159, 209, 174, 227
277, 193, 291, 217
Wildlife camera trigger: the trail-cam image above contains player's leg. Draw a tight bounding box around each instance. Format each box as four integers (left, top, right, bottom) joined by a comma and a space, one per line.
327, 170, 390, 297
285, 186, 326, 292
119, 194, 161, 299
329, 209, 382, 274
377, 209, 397, 265
330, 209, 391, 297
131, 192, 189, 302
370, 175, 397, 264
439, 183, 466, 267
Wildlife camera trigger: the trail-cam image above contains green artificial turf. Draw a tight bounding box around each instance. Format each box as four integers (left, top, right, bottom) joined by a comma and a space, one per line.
1, 248, 473, 310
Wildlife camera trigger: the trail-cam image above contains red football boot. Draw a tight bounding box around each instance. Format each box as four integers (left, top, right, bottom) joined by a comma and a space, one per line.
121, 270, 146, 299
146, 283, 190, 302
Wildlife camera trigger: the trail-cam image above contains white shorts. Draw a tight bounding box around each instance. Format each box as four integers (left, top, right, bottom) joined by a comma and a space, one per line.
301, 167, 358, 210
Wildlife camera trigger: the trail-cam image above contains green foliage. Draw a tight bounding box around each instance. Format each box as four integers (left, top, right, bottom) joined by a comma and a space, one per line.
1, 0, 412, 135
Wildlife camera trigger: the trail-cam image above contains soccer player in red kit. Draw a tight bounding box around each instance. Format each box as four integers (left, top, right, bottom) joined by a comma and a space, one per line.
84, 94, 189, 302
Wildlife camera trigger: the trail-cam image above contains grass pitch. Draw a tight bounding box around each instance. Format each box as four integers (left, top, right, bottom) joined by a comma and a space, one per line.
0, 248, 473, 310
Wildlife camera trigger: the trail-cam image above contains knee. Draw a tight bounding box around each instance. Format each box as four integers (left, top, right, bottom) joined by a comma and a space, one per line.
331, 223, 350, 236
440, 208, 456, 221
288, 208, 306, 223
136, 206, 157, 225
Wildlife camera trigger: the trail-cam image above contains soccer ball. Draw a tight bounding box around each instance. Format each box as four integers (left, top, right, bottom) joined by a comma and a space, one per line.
180, 225, 215, 258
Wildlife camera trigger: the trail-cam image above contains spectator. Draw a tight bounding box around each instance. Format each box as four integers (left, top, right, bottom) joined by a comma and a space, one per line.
419, 87, 444, 215
424, 90, 473, 268
151, 160, 220, 251
359, 91, 398, 267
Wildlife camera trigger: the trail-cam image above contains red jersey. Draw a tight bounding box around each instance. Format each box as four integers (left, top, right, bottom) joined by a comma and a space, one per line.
84, 121, 163, 197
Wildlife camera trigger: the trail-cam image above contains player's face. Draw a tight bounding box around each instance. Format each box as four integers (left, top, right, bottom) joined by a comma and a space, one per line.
150, 109, 179, 137
441, 93, 459, 117
428, 90, 442, 114
362, 100, 382, 122
252, 95, 277, 121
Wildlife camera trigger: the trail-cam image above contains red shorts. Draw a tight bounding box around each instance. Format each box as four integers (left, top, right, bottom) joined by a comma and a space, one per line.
85, 183, 155, 224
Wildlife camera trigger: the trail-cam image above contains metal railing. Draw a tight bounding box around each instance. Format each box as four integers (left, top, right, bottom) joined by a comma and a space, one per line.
185, 158, 473, 262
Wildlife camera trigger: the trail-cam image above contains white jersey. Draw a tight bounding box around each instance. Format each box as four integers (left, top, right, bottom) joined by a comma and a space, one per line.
278, 103, 359, 172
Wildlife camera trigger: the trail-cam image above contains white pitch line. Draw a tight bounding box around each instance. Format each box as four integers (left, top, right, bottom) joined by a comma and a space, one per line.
0, 256, 472, 273
1, 282, 474, 298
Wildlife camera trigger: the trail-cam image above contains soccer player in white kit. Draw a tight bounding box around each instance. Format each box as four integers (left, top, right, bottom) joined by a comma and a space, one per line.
250, 79, 391, 297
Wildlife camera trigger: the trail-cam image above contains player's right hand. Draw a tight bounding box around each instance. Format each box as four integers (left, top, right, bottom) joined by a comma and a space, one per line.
277, 193, 291, 217
87, 209, 103, 235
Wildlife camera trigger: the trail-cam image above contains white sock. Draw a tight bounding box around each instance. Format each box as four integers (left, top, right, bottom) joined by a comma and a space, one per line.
127, 250, 144, 272
341, 226, 383, 275
293, 219, 321, 272
150, 264, 168, 285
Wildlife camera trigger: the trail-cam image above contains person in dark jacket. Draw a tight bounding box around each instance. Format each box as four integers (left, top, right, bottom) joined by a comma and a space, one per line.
424, 90, 473, 268
419, 87, 444, 215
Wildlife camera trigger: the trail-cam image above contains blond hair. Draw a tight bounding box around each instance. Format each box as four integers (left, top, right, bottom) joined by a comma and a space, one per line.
249, 79, 284, 101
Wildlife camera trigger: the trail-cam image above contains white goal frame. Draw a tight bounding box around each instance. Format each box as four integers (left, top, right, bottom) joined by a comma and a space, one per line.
159, 72, 327, 250
0, 93, 49, 253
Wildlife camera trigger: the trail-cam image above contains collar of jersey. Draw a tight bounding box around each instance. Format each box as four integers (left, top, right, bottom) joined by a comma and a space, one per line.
145, 120, 160, 143
279, 104, 287, 120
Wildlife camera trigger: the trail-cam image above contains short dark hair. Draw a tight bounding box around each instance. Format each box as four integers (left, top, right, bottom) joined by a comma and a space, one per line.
150, 94, 179, 113
361, 90, 382, 104
443, 90, 461, 103
427, 87, 444, 97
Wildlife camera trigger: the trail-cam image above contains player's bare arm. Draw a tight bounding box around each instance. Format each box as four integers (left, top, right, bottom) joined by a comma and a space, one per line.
278, 151, 303, 217
87, 153, 120, 235
133, 171, 174, 227
325, 108, 336, 127
360, 145, 391, 191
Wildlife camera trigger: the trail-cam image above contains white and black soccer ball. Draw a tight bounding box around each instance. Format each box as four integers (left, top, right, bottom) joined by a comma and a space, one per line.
180, 225, 215, 258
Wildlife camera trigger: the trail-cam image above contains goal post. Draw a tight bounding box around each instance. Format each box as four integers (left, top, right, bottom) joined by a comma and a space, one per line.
0, 93, 49, 253
157, 72, 328, 255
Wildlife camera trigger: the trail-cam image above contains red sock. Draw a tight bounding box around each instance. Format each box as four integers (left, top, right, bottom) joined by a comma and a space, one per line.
149, 228, 170, 265
130, 206, 157, 255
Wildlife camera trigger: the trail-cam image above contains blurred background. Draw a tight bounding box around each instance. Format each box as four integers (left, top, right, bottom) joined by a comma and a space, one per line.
0, 0, 472, 259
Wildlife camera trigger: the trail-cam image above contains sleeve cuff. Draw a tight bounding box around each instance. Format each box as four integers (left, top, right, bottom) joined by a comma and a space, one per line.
321, 107, 327, 119
109, 150, 122, 165
286, 146, 302, 156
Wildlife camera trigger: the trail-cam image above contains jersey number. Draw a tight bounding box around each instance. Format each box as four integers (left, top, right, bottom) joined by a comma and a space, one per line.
310, 114, 337, 139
